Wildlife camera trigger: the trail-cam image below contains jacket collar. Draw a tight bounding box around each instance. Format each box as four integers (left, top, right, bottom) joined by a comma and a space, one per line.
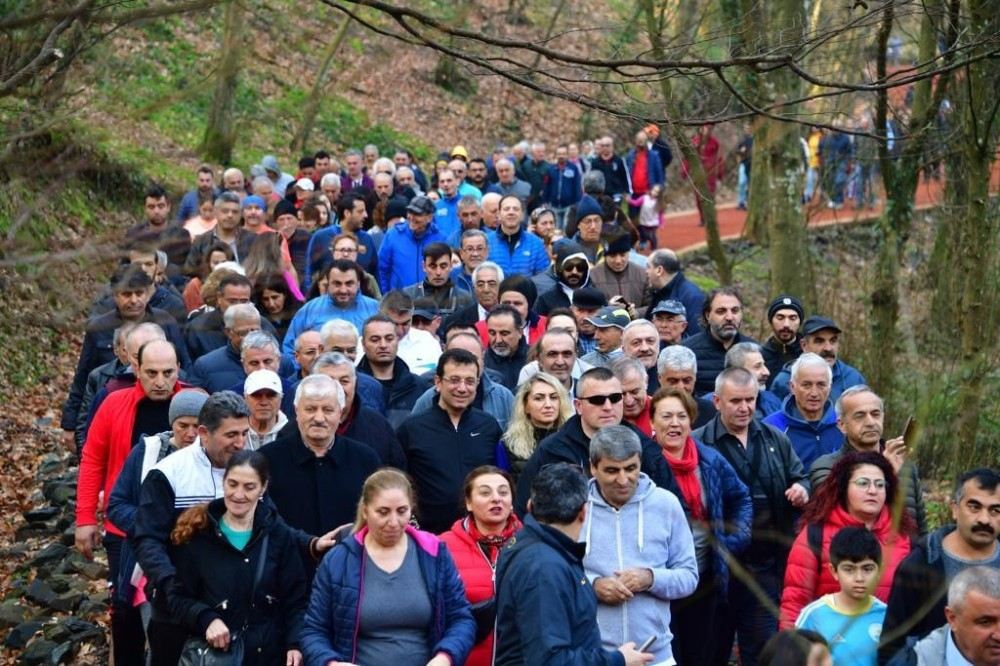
521, 514, 586, 563
352, 524, 441, 556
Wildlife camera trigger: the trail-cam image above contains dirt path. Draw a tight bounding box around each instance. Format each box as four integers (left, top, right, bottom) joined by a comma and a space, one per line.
659, 162, 1000, 253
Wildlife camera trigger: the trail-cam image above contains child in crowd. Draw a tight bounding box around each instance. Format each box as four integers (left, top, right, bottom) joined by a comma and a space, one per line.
629, 183, 666, 251
795, 527, 887, 666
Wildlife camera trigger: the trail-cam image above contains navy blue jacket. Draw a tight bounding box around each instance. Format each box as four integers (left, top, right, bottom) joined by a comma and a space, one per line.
682, 330, 758, 396
643, 271, 706, 336
397, 402, 502, 534
62, 305, 190, 432
543, 162, 583, 208
762, 397, 843, 470
299, 526, 475, 665
625, 147, 665, 189
356, 356, 429, 430
494, 514, 625, 665
183, 308, 279, 362
340, 401, 406, 470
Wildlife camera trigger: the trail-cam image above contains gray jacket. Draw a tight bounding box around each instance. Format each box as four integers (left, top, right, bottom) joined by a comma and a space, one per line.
810, 442, 927, 535
886, 625, 948, 666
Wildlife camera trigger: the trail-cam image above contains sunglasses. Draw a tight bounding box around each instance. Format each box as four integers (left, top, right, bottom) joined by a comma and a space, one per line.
563, 263, 587, 274
577, 392, 624, 406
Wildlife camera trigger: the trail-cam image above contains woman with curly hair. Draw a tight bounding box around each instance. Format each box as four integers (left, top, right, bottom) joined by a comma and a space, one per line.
167, 450, 308, 665
500, 372, 573, 484
252, 273, 302, 345
780, 450, 915, 628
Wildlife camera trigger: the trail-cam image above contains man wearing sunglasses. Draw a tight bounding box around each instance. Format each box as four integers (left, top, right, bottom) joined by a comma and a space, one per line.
514, 367, 681, 516
535, 241, 592, 315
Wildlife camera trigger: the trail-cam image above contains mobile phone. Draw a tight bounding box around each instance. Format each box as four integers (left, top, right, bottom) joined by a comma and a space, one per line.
901, 416, 917, 448
639, 635, 656, 652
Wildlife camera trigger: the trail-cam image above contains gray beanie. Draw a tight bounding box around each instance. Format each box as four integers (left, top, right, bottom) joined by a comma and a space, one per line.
169, 389, 208, 425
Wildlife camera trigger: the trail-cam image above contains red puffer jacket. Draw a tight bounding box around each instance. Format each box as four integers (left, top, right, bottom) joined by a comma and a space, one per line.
440, 520, 498, 666
779, 504, 911, 628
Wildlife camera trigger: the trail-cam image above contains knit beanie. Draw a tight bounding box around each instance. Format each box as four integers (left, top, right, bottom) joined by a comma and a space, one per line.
766, 294, 804, 322
169, 389, 208, 425
576, 195, 603, 220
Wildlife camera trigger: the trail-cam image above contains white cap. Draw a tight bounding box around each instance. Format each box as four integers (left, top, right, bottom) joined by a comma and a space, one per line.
244, 369, 283, 396
295, 178, 315, 191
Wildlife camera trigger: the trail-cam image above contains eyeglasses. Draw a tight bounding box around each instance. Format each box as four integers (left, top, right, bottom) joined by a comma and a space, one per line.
578, 392, 624, 406
852, 478, 887, 490
442, 376, 477, 388
563, 263, 587, 274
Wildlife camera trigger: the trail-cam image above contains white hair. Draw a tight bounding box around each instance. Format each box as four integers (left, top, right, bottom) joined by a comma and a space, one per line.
657, 345, 697, 376
320, 173, 341, 189
223, 303, 261, 328
211, 260, 246, 276
790, 352, 833, 384
320, 319, 359, 345
472, 261, 504, 283
373, 157, 396, 176
294, 373, 345, 408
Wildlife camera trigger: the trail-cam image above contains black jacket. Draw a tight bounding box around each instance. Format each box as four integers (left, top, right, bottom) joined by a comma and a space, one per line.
535, 283, 573, 316
167, 499, 308, 664
694, 414, 808, 566
402, 281, 474, 318
760, 335, 802, 388
485, 338, 529, 391
183, 228, 256, 276
356, 356, 429, 430
396, 402, 502, 534
876, 526, 1000, 665
644, 271, 706, 336
261, 428, 381, 539
682, 330, 758, 396
494, 514, 621, 665
340, 401, 407, 470
514, 415, 681, 517
62, 305, 190, 432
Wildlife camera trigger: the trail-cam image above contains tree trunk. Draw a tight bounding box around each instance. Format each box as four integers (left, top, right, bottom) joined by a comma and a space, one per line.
199, 0, 244, 164
289, 17, 352, 155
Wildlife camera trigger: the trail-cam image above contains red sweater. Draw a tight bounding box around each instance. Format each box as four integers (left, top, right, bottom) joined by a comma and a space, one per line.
76, 381, 183, 536
779, 504, 911, 628
439, 520, 497, 666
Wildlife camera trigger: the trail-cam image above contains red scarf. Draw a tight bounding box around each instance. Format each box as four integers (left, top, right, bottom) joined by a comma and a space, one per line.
663, 436, 705, 521
464, 514, 522, 565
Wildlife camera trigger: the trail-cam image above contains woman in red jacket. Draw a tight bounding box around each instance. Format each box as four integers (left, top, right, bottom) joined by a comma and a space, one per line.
780, 450, 915, 628
439, 466, 522, 666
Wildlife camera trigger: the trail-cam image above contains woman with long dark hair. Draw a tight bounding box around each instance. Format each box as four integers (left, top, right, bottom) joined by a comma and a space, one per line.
780, 450, 915, 628
167, 450, 308, 665
252, 273, 301, 345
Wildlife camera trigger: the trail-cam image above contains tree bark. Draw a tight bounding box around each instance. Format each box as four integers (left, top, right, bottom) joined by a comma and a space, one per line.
199, 0, 245, 164
289, 17, 352, 154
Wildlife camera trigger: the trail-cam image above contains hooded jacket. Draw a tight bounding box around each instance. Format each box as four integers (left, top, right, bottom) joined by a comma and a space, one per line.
378, 219, 447, 292
762, 397, 844, 471
299, 526, 476, 665
535, 243, 592, 315
581, 475, 698, 664
780, 504, 912, 629
494, 514, 625, 666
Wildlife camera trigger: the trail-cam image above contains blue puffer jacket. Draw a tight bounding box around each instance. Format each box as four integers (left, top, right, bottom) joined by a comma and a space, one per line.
299, 526, 475, 665
486, 228, 551, 277
691, 440, 754, 596
762, 397, 843, 470
378, 220, 447, 292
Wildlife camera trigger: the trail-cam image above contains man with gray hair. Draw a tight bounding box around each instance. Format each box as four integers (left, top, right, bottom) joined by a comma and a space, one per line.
812, 384, 925, 534
622, 318, 660, 390
262, 374, 381, 538
885, 566, 1000, 666
612, 356, 655, 437
763, 351, 843, 469
487, 158, 532, 207
183, 190, 255, 273
451, 228, 489, 293
584, 426, 698, 665
495, 463, 656, 666
311, 352, 404, 468
657, 345, 717, 428
695, 366, 809, 666
448, 194, 484, 247
722, 341, 782, 416
190, 303, 262, 392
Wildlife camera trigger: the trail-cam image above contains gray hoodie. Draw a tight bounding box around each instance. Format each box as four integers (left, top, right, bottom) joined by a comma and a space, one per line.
581, 473, 698, 663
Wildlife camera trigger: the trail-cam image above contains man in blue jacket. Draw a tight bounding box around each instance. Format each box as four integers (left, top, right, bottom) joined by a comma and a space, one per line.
771, 316, 866, 401
486, 195, 550, 277
763, 353, 844, 470
494, 463, 653, 665
378, 195, 446, 291
543, 145, 583, 228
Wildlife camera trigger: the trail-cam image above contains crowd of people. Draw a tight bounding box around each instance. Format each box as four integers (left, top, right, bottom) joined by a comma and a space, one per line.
65, 138, 998, 666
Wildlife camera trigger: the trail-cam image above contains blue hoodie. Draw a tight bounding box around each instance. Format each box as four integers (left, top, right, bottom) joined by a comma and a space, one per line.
762, 396, 843, 470
581, 474, 698, 664
378, 219, 447, 292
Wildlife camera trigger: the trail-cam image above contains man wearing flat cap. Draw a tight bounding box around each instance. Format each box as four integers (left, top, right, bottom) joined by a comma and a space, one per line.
761, 294, 804, 385
771, 315, 867, 401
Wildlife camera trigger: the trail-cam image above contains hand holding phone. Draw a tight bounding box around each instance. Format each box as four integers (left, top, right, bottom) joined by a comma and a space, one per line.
639, 635, 656, 652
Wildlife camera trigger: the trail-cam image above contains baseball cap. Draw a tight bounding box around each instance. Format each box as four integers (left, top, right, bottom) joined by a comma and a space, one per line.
801, 316, 842, 336
650, 299, 686, 317
406, 195, 436, 215
244, 370, 283, 396
295, 178, 314, 191
586, 306, 631, 329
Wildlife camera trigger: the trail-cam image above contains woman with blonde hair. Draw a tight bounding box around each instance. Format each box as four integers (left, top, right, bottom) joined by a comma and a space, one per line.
501, 372, 573, 484
300, 469, 475, 666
